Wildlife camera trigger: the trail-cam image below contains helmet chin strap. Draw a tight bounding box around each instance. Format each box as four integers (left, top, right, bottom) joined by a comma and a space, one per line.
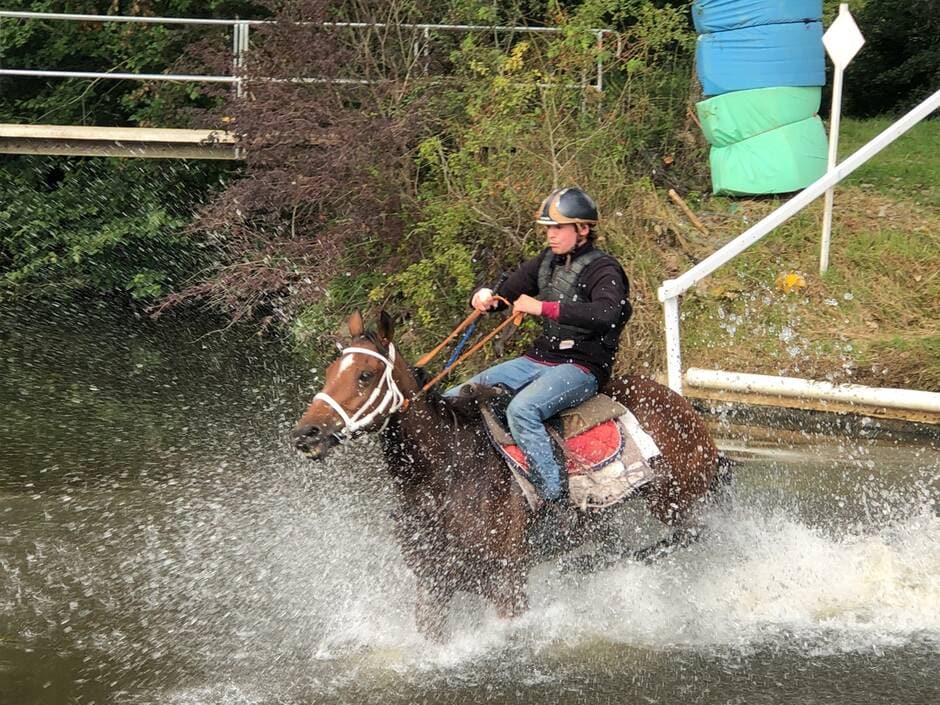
314, 345, 405, 437
558, 235, 588, 257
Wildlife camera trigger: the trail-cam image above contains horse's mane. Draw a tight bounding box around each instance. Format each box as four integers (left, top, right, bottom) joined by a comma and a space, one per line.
412, 362, 489, 427
359, 329, 389, 355
412, 364, 432, 388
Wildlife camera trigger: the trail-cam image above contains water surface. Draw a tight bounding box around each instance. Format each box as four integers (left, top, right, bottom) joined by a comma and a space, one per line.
2, 302, 938, 704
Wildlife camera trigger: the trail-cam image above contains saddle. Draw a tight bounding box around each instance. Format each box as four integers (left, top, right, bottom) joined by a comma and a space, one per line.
457, 384, 661, 511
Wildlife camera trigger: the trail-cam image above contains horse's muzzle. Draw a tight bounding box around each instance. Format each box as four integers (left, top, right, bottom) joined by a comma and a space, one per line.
292, 423, 340, 460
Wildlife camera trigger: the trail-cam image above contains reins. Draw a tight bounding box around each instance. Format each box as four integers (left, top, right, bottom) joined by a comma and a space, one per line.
415, 296, 524, 395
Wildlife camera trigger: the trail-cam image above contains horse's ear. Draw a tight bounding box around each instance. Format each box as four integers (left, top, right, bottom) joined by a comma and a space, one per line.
344, 310, 364, 339
377, 310, 394, 345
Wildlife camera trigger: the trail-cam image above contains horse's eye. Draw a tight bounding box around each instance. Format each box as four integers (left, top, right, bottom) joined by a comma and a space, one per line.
359, 370, 375, 384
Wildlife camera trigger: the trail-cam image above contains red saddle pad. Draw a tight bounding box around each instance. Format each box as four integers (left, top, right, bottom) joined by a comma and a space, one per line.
502, 419, 624, 476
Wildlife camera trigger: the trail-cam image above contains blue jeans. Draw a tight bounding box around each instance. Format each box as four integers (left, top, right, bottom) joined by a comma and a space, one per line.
444, 357, 598, 501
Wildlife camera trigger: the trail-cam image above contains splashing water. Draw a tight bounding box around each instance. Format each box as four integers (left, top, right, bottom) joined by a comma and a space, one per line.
2, 304, 938, 705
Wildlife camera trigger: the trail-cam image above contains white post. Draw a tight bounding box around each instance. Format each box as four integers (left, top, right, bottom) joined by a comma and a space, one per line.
233, 21, 249, 98
232, 22, 241, 98
423, 27, 430, 74
242, 23, 250, 96
820, 3, 865, 274
663, 296, 683, 393
820, 62, 843, 274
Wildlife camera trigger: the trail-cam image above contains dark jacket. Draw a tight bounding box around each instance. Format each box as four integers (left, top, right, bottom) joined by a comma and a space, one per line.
493, 242, 631, 386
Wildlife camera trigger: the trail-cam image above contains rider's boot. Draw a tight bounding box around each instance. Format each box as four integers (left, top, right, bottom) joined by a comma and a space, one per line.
529, 497, 575, 553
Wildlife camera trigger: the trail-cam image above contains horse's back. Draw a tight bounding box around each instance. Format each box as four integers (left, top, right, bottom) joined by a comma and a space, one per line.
603, 375, 718, 523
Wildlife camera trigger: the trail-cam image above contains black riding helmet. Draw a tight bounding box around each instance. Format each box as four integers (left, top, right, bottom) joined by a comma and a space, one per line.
535, 187, 599, 226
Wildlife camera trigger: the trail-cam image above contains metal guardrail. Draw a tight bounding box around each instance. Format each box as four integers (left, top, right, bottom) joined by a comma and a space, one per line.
0, 10, 607, 91
657, 88, 940, 402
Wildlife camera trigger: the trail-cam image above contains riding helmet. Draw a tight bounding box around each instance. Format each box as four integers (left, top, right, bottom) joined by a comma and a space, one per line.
535, 187, 599, 226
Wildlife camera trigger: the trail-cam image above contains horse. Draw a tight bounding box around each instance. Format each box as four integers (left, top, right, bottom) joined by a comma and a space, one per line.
292, 310, 724, 639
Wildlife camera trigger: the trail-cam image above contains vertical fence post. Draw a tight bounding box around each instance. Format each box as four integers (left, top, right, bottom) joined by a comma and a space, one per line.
423, 27, 430, 74
595, 30, 604, 92
232, 21, 241, 98
232, 21, 248, 99
663, 295, 683, 394
240, 22, 249, 90
820, 4, 865, 274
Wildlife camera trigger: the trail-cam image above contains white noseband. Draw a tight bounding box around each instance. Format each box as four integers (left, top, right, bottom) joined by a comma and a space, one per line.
313, 344, 405, 436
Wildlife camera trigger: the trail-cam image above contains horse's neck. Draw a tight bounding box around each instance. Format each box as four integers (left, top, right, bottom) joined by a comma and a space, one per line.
381, 394, 439, 472
381, 394, 480, 485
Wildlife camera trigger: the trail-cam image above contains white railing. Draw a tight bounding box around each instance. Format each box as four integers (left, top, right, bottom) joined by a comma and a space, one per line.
685, 369, 940, 414
658, 88, 940, 395
0, 10, 608, 92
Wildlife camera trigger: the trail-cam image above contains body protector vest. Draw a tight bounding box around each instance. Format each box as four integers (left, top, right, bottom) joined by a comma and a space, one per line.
537, 249, 621, 354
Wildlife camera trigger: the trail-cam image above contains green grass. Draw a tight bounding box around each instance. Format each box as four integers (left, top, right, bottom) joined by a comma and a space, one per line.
674, 117, 940, 391
838, 117, 940, 210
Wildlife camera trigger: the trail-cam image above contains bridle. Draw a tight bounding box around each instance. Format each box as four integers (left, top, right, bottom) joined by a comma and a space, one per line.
313, 344, 406, 436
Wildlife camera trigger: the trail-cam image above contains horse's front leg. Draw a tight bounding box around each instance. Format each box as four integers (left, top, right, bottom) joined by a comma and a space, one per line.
414, 579, 453, 642
492, 565, 529, 619
631, 525, 703, 563
488, 515, 530, 619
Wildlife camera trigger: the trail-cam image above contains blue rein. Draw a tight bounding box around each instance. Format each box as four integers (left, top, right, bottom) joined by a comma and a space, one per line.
445, 319, 478, 368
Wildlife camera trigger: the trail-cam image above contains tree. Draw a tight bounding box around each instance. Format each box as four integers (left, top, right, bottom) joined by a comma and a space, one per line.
0, 1, 264, 301
161, 0, 421, 325
844, 0, 940, 116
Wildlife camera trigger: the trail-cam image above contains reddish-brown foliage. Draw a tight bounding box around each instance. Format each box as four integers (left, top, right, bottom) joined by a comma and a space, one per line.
167, 0, 421, 324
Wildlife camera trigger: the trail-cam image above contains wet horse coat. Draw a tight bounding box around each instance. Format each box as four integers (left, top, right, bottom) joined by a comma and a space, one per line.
293, 311, 720, 638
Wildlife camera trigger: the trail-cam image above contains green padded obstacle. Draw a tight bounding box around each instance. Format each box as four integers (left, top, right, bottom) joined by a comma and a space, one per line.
710, 116, 828, 195
697, 87, 822, 147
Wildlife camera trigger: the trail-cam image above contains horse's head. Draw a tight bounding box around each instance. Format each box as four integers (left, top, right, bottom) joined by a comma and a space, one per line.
292, 310, 408, 460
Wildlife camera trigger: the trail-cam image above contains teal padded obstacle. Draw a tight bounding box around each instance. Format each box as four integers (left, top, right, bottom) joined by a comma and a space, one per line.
696, 21, 825, 96
696, 87, 822, 147
709, 116, 829, 195
692, 0, 822, 34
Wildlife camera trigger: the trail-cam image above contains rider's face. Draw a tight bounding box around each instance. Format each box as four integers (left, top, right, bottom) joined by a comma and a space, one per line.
545, 223, 587, 255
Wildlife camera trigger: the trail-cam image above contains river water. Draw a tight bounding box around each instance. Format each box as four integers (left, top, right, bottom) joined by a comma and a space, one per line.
2, 303, 938, 704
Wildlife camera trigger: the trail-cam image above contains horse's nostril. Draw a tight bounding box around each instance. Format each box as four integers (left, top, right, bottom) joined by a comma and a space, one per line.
293, 424, 321, 445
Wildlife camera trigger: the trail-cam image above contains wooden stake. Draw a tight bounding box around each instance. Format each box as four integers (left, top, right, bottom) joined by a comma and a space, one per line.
668, 189, 709, 236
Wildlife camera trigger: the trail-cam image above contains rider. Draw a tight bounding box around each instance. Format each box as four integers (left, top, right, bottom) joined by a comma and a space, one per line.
445, 187, 631, 506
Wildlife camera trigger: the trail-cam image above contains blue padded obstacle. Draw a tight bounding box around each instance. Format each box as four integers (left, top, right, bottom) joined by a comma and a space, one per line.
692, 0, 822, 34
696, 21, 825, 96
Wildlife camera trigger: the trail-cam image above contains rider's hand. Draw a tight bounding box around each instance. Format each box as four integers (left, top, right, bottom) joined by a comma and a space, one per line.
471, 288, 499, 312
512, 294, 542, 316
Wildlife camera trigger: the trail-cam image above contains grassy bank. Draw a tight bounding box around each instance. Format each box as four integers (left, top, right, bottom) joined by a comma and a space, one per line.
302, 118, 939, 396
672, 117, 939, 392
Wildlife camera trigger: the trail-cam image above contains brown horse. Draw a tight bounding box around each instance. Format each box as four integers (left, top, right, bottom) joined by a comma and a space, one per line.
293, 310, 724, 639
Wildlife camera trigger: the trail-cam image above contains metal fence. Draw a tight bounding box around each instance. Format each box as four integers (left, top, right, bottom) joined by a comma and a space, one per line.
0, 10, 608, 94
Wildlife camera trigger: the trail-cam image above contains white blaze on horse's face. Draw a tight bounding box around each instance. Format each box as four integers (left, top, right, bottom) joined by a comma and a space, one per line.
338, 353, 357, 375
